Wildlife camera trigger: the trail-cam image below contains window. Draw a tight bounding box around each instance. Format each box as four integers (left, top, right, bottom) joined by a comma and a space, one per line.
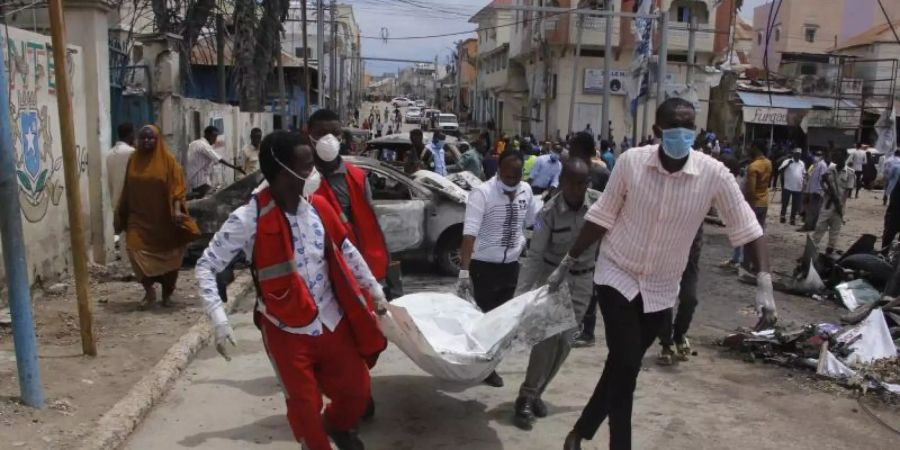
366, 170, 412, 200
774, 26, 781, 42
804, 27, 817, 43
800, 64, 816, 75
677, 6, 690, 22
757, 31, 763, 45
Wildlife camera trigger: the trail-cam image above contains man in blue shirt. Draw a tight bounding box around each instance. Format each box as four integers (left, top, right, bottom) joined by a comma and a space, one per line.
424, 131, 447, 176
528, 146, 562, 194
600, 140, 615, 171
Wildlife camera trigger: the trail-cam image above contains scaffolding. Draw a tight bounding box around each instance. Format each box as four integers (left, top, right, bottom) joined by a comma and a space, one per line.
834, 57, 898, 142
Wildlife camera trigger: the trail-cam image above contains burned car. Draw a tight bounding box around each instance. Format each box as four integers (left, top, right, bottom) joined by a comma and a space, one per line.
186, 157, 465, 275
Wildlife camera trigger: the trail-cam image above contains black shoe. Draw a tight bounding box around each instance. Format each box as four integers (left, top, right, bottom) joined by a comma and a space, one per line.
327, 428, 365, 450
779, 217, 786, 224
483, 371, 504, 388
513, 396, 535, 430
532, 397, 548, 418
789, 218, 796, 226
362, 397, 375, 421
572, 333, 595, 348
563, 430, 583, 450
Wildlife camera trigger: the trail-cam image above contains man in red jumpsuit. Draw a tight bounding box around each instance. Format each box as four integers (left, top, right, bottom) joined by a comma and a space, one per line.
196, 131, 387, 450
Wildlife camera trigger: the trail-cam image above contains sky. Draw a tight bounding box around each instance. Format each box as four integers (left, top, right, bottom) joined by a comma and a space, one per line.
352, 0, 769, 76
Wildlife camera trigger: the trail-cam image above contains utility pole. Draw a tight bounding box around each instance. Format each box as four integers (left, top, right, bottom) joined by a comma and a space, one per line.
686, 12, 697, 85
600, 1, 613, 142
316, 0, 325, 111
656, 11, 669, 114
567, 14, 584, 136
277, 52, 287, 124
0, 26, 44, 409
216, 14, 226, 103
302, 0, 310, 121
338, 55, 345, 120
329, 0, 337, 110
48, 0, 96, 356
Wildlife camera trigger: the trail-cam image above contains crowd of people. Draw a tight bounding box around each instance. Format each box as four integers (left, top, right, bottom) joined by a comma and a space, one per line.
101, 98, 898, 449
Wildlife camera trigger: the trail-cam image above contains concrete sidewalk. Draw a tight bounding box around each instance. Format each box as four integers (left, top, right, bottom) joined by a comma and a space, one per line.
126, 297, 898, 449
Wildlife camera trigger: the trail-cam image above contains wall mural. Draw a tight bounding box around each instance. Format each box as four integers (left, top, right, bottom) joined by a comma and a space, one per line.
4, 32, 76, 223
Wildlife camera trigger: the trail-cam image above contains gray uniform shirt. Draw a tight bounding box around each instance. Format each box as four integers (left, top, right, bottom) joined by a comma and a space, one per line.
324, 160, 373, 221
530, 189, 601, 271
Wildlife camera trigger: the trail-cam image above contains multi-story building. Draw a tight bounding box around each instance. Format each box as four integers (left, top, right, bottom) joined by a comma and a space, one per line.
470, 0, 517, 133
472, 0, 721, 142
456, 38, 480, 121
749, 0, 899, 70
283, 2, 362, 112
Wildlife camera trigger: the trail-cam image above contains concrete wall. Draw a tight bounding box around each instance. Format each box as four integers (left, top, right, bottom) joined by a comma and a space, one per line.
156, 96, 275, 189
750, 0, 845, 69
1, 26, 89, 285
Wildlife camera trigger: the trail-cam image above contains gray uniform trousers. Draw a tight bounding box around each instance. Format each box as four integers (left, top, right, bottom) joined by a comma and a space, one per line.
516, 257, 593, 400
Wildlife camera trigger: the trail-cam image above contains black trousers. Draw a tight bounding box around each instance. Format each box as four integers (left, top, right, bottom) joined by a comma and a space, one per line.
574, 285, 668, 449
581, 295, 599, 339
658, 229, 702, 347
470, 259, 519, 312
780, 189, 802, 221
855, 170, 864, 196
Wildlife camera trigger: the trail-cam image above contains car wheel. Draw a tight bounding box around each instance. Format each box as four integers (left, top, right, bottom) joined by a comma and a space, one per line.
435, 230, 462, 276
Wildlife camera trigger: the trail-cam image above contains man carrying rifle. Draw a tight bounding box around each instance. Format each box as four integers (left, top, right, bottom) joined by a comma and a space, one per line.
812, 148, 854, 255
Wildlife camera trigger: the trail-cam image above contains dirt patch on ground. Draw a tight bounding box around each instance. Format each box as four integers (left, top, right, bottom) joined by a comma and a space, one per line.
0, 261, 231, 450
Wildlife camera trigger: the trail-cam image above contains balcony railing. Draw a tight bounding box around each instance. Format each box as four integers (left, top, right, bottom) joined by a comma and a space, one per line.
666, 23, 714, 53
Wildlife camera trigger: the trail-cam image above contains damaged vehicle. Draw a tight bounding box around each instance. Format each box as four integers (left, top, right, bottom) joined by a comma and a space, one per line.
185, 157, 466, 275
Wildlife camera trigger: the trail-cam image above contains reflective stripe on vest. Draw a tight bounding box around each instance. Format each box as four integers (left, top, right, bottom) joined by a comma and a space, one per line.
257, 260, 299, 281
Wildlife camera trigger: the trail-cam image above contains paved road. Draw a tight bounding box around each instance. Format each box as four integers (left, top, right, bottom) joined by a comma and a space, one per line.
126, 244, 898, 450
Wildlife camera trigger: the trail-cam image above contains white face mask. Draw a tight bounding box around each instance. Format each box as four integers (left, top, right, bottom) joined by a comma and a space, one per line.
273, 154, 322, 198
501, 182, 518, 193
313, 134, 341, 162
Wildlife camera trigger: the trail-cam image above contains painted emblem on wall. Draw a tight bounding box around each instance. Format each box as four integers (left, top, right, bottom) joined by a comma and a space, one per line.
6, 34, 68, 223
12, 103, 64, 223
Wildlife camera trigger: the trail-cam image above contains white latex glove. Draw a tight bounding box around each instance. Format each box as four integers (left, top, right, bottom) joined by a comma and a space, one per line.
547, 254, 576, 292
456, 269, 473, 301
754, 272, 778, 330
371, 286, 389, 316
215, 322, 237, 362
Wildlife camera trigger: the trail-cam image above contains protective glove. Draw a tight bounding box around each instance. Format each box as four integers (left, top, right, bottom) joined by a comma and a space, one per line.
214, 322, 237, 362
456, 269, 473, 301
754, 272, 778, 331
547, 254, 576, 292
371, 286, 389, 316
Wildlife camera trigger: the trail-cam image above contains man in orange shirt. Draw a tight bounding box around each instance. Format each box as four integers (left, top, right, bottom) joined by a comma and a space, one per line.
742, 144, 772, 274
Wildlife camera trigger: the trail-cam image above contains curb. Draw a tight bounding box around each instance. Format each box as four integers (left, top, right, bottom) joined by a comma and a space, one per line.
77, 273, 256, 450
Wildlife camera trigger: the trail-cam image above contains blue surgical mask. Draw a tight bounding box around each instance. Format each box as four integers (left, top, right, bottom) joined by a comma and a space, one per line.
660, 128, 695, 159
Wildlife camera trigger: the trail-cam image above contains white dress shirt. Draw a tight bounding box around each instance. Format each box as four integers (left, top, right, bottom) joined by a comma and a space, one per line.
585, 146, 763, 312
463, 176, 539, 264
186, 138, 222, 189
106, 141, 134, 208
195, 197, 381, 336
778, 158, 806, 192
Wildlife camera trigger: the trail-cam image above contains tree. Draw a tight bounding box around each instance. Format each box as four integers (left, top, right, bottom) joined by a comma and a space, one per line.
232, 0, 289, 111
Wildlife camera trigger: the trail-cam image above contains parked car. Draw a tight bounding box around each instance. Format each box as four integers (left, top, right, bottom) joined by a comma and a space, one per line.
185, 158, 466, 275
437, 113, 460, 136
391, 97, 413, 107
405, 107, 422, 124
415, 100, 427, 108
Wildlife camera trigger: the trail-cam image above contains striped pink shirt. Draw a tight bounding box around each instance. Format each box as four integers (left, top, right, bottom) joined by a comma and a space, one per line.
585, 145, 763, 312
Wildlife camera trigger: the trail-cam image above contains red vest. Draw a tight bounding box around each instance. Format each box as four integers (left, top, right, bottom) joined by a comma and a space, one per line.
252, 188, 387, 360
317, 162, 389, 280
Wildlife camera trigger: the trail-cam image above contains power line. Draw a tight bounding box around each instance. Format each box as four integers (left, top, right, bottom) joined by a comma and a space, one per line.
875, 0, 900, 46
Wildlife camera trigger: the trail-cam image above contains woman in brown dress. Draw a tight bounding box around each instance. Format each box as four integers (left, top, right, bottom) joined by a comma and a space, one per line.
114, 125, 199, 308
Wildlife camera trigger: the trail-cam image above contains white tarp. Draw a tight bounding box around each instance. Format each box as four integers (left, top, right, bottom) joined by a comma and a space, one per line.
378, 286, 576, 385
836, 309, 898, 366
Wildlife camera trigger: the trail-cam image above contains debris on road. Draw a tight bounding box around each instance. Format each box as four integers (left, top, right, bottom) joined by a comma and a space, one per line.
723, 306, 900, 397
